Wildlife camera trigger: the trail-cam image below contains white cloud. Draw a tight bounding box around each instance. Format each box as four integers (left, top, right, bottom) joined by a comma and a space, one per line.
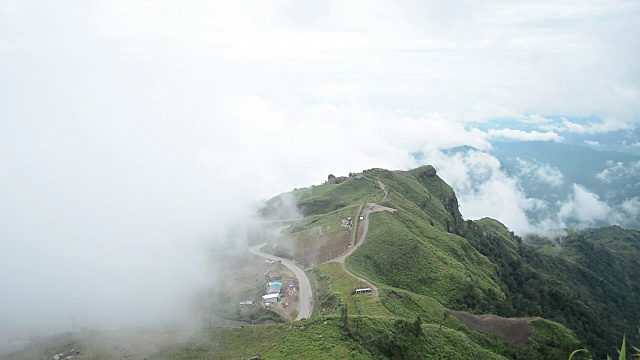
4, 0, 638, 120
520, 113, 554, 125
596, 161, 640, 183
584, 140, 600, 146
306, 82, 368, 102
557, 184, 618, 227
517, 159, 564, 187
486, 128, 564, 142
424, 149, 546, 234
621, 197, 640, 217
424, 149, 639, 233
540, 117, 634, 134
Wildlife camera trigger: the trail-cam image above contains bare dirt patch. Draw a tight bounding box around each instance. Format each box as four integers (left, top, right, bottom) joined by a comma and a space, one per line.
389, 291, 401, 299
449, 310, 534, 346
368, 203, 397, 214
392, 170, 411, 177
293, 232, 351, 266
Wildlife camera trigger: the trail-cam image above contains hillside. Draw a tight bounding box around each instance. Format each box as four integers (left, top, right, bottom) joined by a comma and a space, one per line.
5, 166, 638, 359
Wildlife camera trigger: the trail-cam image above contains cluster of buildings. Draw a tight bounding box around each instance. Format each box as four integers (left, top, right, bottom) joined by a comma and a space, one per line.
262, 272, 281, 305
261, 271, 298, 306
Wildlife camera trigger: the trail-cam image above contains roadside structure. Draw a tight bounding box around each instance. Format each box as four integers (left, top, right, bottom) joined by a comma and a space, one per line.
262, 293, 279, 304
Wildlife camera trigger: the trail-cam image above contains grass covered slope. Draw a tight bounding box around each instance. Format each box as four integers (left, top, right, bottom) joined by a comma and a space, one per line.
5, 312, 580, 360
343, 167, 502, 307
346, 210, 501, 307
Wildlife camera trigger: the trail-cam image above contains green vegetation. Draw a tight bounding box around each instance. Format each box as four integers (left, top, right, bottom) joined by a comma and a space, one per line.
156, 325, 291, 360
339, 315, 508, 359
346, 207, 501, 307
461, 220, 640, 358
291, 183, 339, 201
316, 262, 390, 317
264, 318, 371, 359
518, 319, 582, 359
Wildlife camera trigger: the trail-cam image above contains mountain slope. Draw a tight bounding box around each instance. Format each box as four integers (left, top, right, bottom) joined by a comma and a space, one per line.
268, 166, 639, 358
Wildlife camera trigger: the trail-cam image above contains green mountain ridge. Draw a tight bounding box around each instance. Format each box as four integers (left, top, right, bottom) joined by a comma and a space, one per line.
264, 166, 639, 359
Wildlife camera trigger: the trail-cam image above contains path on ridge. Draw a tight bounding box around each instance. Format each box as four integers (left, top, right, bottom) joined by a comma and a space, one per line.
328, 201, 397, 301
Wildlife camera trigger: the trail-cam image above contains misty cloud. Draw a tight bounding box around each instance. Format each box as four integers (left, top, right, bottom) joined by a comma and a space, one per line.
596, 160, 640, 183
486, 129, 564, 142
519, 114, 554, 125
540, 117, 634, 135
424, 149, 544, 234
516, 159, 564, 187
307, 82, 368, 102
557, 184, 618, 228
620, 197, 640, 217
423, 148, 638, 233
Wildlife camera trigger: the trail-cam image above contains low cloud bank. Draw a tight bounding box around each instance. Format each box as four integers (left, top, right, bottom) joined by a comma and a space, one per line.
424, 148, 639, 234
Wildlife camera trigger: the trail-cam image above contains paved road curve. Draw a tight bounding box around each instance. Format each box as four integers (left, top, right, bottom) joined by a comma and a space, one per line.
249, 243, 313, 321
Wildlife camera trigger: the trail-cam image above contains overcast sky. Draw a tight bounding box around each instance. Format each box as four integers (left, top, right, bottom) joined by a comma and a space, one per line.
1, 0, 639, 339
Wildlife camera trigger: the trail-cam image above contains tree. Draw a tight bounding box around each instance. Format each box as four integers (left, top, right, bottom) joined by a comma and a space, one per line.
412, 315, 423, 337
341, 302, 348, 330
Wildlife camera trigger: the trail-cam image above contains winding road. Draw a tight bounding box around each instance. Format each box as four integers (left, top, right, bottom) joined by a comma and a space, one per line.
249, 242, 313, 321
249, 179, 395, 320
329, 203, 395, 300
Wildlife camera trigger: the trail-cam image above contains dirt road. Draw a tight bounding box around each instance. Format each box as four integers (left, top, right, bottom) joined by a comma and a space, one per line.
330, 203, 395, 263
248, 243, 313, 321
328, 203, 395, 300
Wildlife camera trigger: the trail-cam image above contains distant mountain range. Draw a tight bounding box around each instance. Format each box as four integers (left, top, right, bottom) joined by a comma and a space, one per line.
431, 141, 640, 231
